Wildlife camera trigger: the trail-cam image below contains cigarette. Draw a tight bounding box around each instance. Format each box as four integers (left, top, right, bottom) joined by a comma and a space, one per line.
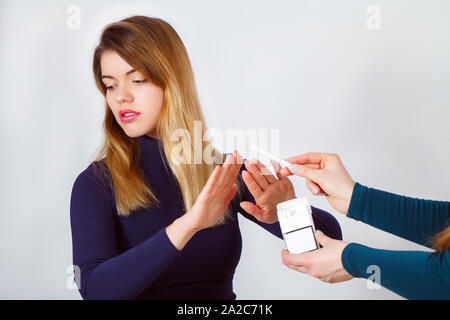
250, 145, 299, 174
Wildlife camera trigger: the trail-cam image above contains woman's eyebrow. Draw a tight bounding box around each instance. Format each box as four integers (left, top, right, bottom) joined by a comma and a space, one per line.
102, 68, 136, 79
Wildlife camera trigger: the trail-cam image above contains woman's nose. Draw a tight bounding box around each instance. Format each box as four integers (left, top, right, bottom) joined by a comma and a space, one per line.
115, 84, 133, 104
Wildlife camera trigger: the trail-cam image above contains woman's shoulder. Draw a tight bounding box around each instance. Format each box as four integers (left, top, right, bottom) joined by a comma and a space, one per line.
72, 159, 114, 200
70, 160, 117, 223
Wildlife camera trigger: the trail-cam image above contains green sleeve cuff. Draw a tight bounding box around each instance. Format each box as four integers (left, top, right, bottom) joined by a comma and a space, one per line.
341, 242, 369, 278
347, 182, 365, 221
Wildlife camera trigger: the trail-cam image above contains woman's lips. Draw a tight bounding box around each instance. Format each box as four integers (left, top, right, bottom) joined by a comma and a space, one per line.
121, 113, 141, 123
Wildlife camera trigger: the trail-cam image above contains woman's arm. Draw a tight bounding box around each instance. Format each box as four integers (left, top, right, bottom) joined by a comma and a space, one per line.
342, 243, 450, 299
71, 154, 241, 300
348, 183, 450, 248
70, 167, 182, 300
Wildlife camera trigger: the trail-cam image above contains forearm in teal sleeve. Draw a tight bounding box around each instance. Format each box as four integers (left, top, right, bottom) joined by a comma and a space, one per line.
347, 183, 450, 248
342, 243, 450, 299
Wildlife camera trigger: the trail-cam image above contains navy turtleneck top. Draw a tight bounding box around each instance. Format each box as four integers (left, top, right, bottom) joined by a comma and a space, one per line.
69, 134, 342, 300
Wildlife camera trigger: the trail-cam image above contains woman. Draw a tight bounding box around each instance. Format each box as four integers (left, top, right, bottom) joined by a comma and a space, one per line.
69, 16, 342, 300
280, 152, 450, 299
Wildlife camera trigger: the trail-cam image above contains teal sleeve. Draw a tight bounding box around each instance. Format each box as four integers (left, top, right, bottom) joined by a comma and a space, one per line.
342, 243, 450, 299
347, 183, 450, 248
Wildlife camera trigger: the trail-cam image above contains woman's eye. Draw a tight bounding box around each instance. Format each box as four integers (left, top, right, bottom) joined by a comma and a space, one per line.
105, 79, 146, 91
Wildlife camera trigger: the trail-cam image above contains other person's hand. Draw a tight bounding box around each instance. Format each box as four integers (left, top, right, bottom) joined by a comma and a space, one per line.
280, 153, 355, 215
281, 230, 354, 283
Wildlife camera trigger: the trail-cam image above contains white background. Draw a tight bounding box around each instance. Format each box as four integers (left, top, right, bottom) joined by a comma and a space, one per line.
0, 0, 449, 299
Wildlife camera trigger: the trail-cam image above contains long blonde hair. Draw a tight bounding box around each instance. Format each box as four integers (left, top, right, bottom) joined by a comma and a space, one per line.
91, 16, 238, 221
432, 224, 450, 251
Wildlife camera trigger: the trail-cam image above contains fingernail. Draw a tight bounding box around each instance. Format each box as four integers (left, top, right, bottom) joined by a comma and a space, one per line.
315, 230, 323, 235
311, 186, 319, 195
289, 165, 299, 174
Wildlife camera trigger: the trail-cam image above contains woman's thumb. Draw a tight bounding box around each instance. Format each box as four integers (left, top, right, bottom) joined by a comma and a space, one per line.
315, 230, 332, 246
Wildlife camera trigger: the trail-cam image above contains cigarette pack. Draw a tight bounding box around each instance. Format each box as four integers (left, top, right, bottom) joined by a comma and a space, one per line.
277, 197, 319, 254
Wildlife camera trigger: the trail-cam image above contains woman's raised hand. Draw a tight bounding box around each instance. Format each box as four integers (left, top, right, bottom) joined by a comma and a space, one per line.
186, 150, 243, 231
240, 159, 296, 223
166, 151, 243, 251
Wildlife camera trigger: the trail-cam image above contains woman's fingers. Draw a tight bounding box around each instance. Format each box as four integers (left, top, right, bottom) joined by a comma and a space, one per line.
245, 158, 279, 188
279, 167, 292, 177
306, 179, 326, 196
286, 264, 307, 274
216, 152, 242, 205
284, 163, 321, 182
270, 159, 281, 179
255, 159, 277, 184
219, 152, 241, 187
285, 152, 329, 165
239, 201, 265, 219
281, 249, 308, 268
225, 151, 243, 189
280, 163, 320, 177
270, 159, 289, 181
231, 150, 244, 179
204, 165, 222, 193
223, 183, 238, 207
278, 163, 327, 195
242, 170, 263, 198
205, 152, 239, 197
244, 159, 270, 189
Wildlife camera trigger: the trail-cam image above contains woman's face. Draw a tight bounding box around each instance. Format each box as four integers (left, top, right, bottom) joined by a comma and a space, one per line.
100, 50, 164, 139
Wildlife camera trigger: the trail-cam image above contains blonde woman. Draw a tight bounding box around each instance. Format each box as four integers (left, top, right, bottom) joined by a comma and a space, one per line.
69, 16, 342, 300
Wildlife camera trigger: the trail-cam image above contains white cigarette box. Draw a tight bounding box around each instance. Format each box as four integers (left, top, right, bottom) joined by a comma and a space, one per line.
277, 197, 319, 254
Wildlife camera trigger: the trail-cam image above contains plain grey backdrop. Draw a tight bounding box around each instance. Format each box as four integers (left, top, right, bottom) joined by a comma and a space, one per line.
0, 0, 449, 299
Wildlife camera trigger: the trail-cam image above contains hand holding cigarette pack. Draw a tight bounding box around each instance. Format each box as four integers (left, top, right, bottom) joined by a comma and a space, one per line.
276, 197, 319, 254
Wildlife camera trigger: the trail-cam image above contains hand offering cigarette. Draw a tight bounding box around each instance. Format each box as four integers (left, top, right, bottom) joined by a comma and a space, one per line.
249, 145, 300, 175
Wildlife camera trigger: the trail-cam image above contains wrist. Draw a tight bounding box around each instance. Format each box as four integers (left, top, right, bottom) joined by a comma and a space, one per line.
344, 180, 356, 215
166, 214, 199, 251
181, 210, 202, 233
179, 212, 201, 234
286, 193, 296, 202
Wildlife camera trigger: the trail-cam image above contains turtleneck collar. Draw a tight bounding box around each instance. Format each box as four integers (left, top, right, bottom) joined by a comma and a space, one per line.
137, 134, 164, 159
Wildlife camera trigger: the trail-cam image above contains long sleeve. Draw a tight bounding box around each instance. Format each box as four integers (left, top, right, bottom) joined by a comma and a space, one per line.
342, 183, 450, 299
69, 166, 181, 300
347, 183, 450, 247
235, 164, 342, 240
342, 243, 450, 299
